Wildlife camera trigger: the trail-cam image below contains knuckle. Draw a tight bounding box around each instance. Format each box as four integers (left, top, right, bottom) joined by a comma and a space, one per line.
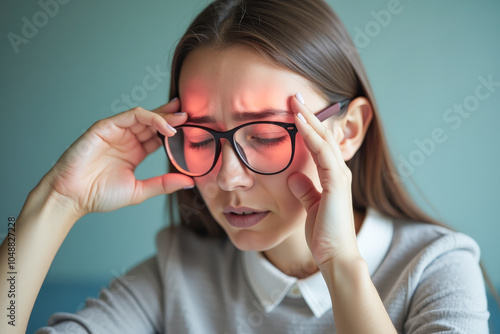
92, 118, 107, 129
340, 167, 352, 184
97, 118, 112, 128
320, 140, 330, 152
93, 118, 114, 135
324, 127, 335, 142
301, 186, 317, 203
130, 106, 145, 113
319, 125, 329, 138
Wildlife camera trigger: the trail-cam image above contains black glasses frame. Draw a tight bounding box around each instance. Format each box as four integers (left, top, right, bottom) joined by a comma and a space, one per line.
158, 99, 350, 177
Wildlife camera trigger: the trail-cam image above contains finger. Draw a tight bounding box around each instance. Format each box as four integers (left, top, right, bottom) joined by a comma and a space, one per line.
135, 127, 156, 143
293, 112, 338, 172
162, 112, 188, 127
129, 122, 147, 135
153, 98, 189, 126
132, 173, 195, 205
142, 135, 163, 155
288, 172, 321, 212
129, 112, 187, 139
152, 97, 181, 114
292, 94, 332, 141
291, 94, 337, 147
138, 98, 187, 133
291, 95, 345, 172
109, 107, 177, 137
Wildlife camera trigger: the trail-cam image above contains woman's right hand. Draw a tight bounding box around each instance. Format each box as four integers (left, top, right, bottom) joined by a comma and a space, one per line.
41, 98, 194, 219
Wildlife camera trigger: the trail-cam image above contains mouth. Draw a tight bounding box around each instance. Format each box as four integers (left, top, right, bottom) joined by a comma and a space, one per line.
223, 206, 270, 228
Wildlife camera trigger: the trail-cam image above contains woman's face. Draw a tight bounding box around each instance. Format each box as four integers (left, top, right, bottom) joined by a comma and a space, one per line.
178, 44, 331, 251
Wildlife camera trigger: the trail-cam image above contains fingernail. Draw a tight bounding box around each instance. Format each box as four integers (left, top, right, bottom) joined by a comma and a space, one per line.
169, 97, 178, 103
296, 92, 305, 105
183, 185, 195, 189
297, 112, 307, 124
174, 112, 186, 116
166, 123, 177, 133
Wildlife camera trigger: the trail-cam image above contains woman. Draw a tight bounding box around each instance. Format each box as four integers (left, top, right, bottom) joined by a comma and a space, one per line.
0, 0, 490, 333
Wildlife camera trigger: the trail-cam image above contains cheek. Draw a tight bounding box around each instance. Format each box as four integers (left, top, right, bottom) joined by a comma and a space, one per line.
289, 136, 321, 189
193, 136, 321, 209
194, 174, 220, 206
263, 137, 320, 210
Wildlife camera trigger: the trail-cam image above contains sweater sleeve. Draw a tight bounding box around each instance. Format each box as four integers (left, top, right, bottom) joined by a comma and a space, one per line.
34, 255, 163, 334
403, 232, 490, 334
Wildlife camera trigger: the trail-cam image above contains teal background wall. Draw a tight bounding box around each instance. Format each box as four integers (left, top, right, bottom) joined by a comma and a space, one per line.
1, 0, 498, 331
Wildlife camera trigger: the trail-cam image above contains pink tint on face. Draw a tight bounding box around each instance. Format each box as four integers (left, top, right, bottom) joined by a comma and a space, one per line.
178, 44, 329, 252
182, 127, 215, 175
234, 123, 292, 173
240, 141, 292, 173
179, 77, 212, 116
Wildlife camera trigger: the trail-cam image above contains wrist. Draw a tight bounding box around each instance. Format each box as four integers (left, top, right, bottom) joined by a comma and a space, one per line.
318, 249, 396, 333
318, 252, 368, 291
23, 177, 82, 229
316, 243, 363, 272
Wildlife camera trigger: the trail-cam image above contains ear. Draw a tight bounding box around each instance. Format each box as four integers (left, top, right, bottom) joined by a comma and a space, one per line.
333, 97, 373, 161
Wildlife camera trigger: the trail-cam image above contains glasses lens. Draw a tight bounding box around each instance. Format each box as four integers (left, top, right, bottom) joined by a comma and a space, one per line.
234, 124, 292, 174
166, 126, 216, 176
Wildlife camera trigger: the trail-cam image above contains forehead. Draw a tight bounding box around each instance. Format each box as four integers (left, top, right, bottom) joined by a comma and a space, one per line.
178, 45, 313, 117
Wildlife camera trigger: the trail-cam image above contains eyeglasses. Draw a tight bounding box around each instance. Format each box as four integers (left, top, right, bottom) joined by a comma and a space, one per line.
158, 99, 350, 177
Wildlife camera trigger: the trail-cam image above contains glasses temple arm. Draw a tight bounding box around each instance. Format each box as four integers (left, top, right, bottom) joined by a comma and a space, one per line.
315, 99, 351, 122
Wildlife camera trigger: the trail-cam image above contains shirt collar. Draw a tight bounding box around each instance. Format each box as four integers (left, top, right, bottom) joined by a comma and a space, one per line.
241, 207, 394, 318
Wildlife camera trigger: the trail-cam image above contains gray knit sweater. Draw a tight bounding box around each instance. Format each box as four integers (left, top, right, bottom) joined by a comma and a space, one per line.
35, 212, 490, 333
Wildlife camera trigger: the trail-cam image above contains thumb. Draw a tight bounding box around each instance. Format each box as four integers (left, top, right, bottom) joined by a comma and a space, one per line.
288, 173, 321, 212
132, 173, 195, 205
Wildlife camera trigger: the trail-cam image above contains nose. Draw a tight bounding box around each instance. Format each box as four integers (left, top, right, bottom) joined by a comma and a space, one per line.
215, 140, 254, 191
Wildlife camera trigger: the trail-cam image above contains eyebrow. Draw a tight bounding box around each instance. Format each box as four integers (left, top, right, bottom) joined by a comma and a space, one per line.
186, 109, 293, 124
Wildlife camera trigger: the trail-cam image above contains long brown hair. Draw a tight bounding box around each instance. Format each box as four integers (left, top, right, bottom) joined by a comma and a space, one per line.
164, 0, 499, 308
166, 0, 441, 236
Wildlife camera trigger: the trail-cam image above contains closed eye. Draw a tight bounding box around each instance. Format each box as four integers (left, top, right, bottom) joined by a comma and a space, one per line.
251, 135, 289, 147
188, 138, 214, 150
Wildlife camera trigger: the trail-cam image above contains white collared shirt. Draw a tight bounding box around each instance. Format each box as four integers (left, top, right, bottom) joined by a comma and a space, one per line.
242, 207, 394, 318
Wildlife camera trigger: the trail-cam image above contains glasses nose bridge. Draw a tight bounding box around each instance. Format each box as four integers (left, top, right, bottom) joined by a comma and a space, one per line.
213, 127, 241, 158
212, 134, 252, 189
217, 126, 238, 143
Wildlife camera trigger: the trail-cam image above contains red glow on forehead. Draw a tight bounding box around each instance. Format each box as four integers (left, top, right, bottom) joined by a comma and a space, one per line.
180, 84, 211, 116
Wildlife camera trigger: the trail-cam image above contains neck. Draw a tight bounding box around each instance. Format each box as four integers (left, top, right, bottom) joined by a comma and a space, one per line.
262, 209, 366, 279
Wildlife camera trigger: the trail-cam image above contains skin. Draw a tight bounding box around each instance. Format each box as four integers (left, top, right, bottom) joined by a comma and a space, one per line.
0, 101, 193, 333
179, 45, 398, 333
0, 42, 397, 333
178, 44, 371, 277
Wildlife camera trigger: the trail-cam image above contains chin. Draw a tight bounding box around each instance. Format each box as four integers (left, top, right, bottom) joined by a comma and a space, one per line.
223, 226, 288, 252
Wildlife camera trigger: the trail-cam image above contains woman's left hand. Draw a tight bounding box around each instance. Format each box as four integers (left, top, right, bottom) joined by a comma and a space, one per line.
287, 93, 360, 266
